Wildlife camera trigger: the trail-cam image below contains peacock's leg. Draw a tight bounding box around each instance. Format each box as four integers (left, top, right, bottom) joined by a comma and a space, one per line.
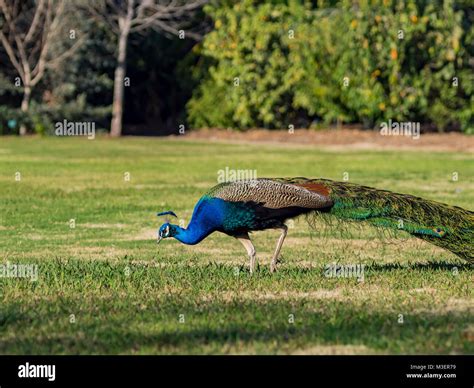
270, 225, 288, 273
235, 233, 257, 274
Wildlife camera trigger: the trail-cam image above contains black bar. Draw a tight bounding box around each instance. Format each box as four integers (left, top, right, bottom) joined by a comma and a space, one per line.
0, 355, 472, 387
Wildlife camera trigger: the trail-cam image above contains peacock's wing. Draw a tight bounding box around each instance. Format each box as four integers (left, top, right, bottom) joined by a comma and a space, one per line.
207, 179, 333, 210
204, 179, 334, 233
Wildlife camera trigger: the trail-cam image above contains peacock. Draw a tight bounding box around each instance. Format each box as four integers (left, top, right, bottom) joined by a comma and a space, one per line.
157, 178, 473, 273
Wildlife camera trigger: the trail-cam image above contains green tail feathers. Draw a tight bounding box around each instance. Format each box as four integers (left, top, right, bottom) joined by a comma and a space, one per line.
316, 179, 474, 262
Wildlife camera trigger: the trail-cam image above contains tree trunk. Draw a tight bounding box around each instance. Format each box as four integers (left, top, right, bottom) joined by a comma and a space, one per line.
19, 85, 31, 136
110, 25, 130, 137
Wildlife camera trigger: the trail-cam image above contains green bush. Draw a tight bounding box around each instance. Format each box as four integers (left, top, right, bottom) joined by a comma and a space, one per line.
28, 95, 111, 135
0, 106, 24, 135
188, 0, 473, 132
0, 97, 111, 136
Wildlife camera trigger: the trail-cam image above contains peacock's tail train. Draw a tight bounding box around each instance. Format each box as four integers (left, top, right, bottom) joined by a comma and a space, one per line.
276, 178, 474, 262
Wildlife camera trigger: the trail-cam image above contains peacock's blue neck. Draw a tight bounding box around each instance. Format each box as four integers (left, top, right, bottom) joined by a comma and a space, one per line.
171, 196, 227, 245
173, 223, 213, 245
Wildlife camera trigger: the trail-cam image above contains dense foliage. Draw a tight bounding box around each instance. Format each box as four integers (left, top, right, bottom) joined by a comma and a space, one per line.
188, 0, 473, 132
0, 0, 472, 134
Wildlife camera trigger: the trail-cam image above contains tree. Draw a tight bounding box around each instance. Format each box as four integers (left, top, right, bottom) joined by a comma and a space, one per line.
0, 0, 85, 135
86, 0, 208, 137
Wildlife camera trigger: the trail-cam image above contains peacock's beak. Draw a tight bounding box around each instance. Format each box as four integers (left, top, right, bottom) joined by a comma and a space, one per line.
157, 235, 162, 244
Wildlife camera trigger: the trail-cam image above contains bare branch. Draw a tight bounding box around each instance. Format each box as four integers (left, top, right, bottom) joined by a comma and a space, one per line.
85, 3, 120, 35
24, 0, 46, 43
0, 0, 31, 79
81, 0, 210, 137
0, 29, 24, 78
44, 34, 86, 72
129, 0, 209, 40
34, 0, 66, 80
0, 0, 87, 94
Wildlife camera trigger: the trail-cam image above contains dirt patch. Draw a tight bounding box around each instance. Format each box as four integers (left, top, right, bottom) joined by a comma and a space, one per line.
413, 298, 474, 315
463, 326, 474, 342
82, 223, 128, 229
201, 289, 343, 303
185, 128, 474, 152
25, 233, 44, 240
126, 228, 156, 241
65, 246, 132, 260
291, 344, 376, 355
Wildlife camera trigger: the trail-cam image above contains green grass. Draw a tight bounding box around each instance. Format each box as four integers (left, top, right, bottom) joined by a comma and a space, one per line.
0, 136, 473, 354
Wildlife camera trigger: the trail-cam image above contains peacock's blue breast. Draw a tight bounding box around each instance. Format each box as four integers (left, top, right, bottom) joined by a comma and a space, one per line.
192, 196, 258, 233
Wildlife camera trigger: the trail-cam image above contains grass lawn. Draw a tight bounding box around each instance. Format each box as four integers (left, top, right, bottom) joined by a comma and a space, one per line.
0, 136, 472, 354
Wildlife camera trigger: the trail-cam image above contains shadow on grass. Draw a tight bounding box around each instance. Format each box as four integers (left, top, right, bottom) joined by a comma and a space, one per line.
237, 260, 473, 276
1, 299, 472, 355
365, 261, 473, 273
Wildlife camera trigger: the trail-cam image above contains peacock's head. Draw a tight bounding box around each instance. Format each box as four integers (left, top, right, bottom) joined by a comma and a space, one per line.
157, 223, 179, 243
156, 211, 179, 244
